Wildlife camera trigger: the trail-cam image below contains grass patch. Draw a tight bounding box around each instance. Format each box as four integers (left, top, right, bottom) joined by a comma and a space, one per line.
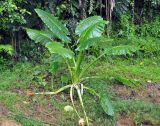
0, 62, 34, 90
0, 92, 19, 110
95, 57, 160, 84
13, 114, 44, 126
113, 99, 160, 125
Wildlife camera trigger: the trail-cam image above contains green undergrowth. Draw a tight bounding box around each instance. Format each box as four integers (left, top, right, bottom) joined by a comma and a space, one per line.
113, 100, 160, 125
0, 62, 34, 90
0, 57, 160, 125
13, 114, 44, 126
0, 92, 19, 110
82, 79, 160, 125
83, 97, 160, 125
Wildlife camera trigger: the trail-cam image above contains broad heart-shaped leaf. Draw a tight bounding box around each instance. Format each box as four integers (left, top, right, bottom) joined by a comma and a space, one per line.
104, 45, 139, 56
75, 16, 106, 36
76, 20, 107, 50
100, 95, 114, 116
26, 28, 53, 44
45, 42, 74, 59
35, 9, 70, 42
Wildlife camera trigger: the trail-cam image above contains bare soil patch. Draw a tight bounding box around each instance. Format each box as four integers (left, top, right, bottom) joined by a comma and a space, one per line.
0, 104, 21, 126
113, 83, 160, 126
0, 120, 22, 126
116, 117, 135, 126
112, 83, 160, 104
15, 97, 62, 125
0, 104, 9, 118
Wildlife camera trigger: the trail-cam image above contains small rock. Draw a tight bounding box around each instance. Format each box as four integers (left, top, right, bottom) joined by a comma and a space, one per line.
64, 105, 73, 112
147, 80, 152, 83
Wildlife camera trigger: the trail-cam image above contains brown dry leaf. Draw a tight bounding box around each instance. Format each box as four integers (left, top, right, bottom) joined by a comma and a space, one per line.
26, 90, 34, 97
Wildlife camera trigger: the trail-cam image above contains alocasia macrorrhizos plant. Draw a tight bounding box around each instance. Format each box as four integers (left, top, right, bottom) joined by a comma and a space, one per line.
26, 9, 138, 125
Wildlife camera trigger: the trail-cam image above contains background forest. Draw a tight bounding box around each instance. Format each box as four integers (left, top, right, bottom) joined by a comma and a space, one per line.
0, 0, 160, 126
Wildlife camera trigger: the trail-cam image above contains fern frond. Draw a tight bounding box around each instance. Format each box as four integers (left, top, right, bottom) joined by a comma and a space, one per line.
0, 44, 13, 55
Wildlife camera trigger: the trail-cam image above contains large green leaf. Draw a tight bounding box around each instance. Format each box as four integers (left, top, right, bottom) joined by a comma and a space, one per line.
100, 95, 114, 116
75, 16, 106, 36
45, 42, 74, 59
75, 16, 107, 50
79, 21, 106, 41
76, 37, 102, 51
26, 28, 53, 44
35, 9, 70, 42
105, 45, 139, 56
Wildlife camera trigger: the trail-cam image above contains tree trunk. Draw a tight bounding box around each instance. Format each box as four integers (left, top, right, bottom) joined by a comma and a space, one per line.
134, 0, 145, 24
105, 0, 115, 36
79, 0, 87, 19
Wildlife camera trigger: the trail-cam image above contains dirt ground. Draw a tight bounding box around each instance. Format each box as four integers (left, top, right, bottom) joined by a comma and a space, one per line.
0, 83, 160, 126
112, 83, 160, 126
112, 83, 160, 104
0, 104, 21, 126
